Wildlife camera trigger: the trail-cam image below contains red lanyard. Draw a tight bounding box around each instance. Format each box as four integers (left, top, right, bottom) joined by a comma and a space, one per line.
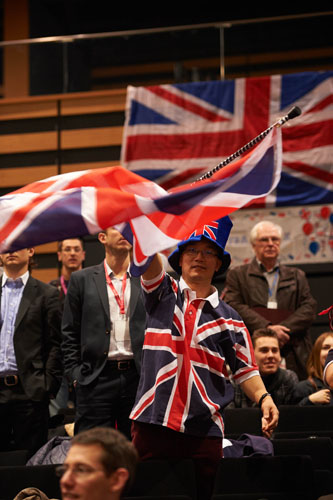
104, 259, 127, 315
60, 275, 68, 295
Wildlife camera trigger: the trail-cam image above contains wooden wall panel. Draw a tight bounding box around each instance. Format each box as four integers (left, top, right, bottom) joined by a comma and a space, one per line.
61, 127, 123, 149
60, 90, 126, 115
0, 166, 59, 188
0, 131, 58, 154
3, 0, 29, 98
31, 267, 58, 283
0, 100, 59, 120
34, 242, 58, 254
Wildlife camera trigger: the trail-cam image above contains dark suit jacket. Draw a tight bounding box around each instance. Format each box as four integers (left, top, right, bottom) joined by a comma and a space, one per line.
61, 263, 146, 385
224, 258, 317, 336
0, 275, 62, 401
223, 258, 317, 379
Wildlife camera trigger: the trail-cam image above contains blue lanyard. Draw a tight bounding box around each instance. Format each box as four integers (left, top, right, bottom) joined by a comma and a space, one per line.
268, 269, 279, 298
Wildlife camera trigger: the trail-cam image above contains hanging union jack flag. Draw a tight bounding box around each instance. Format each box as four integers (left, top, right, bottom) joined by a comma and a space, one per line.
121, 70, 333, 206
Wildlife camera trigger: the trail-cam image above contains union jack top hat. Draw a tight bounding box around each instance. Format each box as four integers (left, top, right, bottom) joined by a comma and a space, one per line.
168, 216, 232, 277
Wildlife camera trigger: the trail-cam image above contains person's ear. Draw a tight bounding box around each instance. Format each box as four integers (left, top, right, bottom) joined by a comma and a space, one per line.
215, 258, 222, 273
98, 232, 106, 245
108, 468, 129, 494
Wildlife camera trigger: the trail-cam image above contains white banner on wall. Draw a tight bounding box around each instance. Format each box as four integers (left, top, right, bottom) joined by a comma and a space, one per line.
227, 204, 333, 267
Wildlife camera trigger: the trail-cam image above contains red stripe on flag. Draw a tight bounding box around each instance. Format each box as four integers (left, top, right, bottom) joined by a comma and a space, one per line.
284, 161, 333, 183
130, 365, 178, 419
125, 130, 245, 162
244, 76, 271, 140
307, 94, 333, 113
0, 192, 53, 243
282, 120, 333, 150
160, 167, 207, 190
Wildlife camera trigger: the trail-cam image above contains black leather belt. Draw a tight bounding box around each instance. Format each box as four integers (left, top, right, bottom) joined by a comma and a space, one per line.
107, 360, 135, 371
0, 375, 19, 386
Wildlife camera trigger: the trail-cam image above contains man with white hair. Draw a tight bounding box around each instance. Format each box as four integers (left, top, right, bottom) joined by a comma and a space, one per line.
223, 220, 317, 380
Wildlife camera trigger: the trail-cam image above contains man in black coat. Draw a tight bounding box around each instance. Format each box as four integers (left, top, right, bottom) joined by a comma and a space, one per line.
62, 227, 146, 438
0, 247, 62, 457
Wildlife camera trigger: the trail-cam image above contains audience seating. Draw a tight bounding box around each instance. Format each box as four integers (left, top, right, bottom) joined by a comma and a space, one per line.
273, 437, 333, 472
273, 406, 333, 439
125, 497, 192, 500
0, 464, 61, 500
0, 449, 28, 466
124, 459, 197, 499
1, 405, 333, 500
223, 408, 262, 438
273, 437, 333, 498
212, 455, 316, 500
211, 494, 308, 499
224, 406, 333, 440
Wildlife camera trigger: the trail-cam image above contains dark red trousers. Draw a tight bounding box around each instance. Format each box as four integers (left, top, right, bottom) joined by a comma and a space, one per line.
132, 421, 223, 500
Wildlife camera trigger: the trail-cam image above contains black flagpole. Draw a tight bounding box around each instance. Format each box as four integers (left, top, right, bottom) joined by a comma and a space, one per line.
195, 105, 302, 182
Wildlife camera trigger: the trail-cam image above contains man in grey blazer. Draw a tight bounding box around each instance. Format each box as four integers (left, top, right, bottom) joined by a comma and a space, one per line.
62, 227, 146, 438
0, 247, 62, 457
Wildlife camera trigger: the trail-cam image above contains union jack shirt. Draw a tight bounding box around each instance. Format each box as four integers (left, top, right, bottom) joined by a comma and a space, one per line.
130, 271, 259, 438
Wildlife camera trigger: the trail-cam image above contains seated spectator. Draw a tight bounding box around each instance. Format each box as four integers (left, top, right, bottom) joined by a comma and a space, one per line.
56, 427, 138, 500
229, 328, 298, 407
223, 220, 317, 380
293, 332, 333, 406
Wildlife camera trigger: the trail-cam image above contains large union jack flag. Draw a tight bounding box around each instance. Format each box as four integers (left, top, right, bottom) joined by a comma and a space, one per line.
121, 71, 333, 206
130, 272, 258, 436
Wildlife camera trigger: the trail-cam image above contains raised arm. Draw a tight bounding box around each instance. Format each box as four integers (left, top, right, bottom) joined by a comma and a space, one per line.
142, 253, 164, 281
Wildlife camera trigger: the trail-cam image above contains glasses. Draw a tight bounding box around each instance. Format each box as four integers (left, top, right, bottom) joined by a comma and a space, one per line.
183, 247, 218, 258
257, 237, 280, 244
62, 246, 83, 253
55, 464, 106, 478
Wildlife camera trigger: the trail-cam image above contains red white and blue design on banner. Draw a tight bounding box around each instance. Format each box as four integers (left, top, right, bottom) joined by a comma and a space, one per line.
121, 71, 333, 206
0, 126, 281, 267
